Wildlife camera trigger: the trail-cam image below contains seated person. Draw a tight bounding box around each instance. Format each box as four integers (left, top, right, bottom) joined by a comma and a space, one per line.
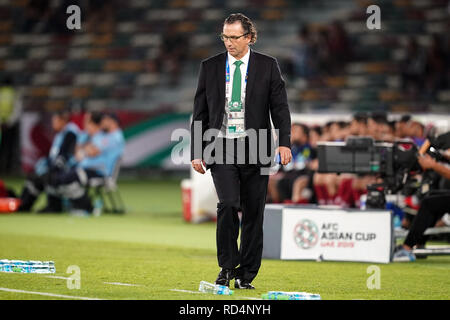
405, 120, 426, 147
367, 111, 388, 141
19, 110, 79, 212
349, 112, 368, 137
394, 133, 450, 262
51, 111, 125, 213
290, 126, 324, 204
276, 123, 316, 203
99, 111, 125, 171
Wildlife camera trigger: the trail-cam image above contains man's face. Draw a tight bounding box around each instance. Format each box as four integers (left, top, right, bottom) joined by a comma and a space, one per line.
86, 121, 99, 136
395, 121, 407, 138
83, 113, 91, 129
291, 125, 301, 144
51, 115, 65, 132
222, 22, 251, 59
329, 123, 341, 141
348, 119, 367, 136
309, 130, 320, 147
291, 125, 307, 145
379, 123, 394, 142
349, 119, 360, 135
367, 118, 378, 138
101, 117, 110, 132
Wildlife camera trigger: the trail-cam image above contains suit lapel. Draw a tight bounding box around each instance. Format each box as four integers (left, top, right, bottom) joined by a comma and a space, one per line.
216, 52, 226, 108
245, 49, 257, 107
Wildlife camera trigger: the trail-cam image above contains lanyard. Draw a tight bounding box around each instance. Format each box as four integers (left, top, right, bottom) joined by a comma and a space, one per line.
225, 55, 249, 93
224, 55, 248, 136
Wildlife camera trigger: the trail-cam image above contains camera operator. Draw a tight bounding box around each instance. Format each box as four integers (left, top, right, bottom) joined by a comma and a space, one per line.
394, 132, 450, 262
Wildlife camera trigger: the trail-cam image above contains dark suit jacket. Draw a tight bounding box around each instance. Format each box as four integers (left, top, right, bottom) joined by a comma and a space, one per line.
190, 49, 291, 167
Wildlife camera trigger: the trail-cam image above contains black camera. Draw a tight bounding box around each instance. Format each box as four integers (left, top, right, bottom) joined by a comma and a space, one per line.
317, 136, 420, 208
318, 136, 418, 176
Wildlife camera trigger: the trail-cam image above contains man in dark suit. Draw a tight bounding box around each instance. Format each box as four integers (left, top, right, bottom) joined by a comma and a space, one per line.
190, 13, 292, 289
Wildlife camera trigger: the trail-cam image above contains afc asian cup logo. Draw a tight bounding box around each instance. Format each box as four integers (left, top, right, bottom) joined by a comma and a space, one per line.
294, 219, 319, 249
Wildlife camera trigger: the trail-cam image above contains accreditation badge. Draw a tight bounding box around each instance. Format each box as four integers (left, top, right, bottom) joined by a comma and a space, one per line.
229, 111, 245, 119
227, 118, 245, 135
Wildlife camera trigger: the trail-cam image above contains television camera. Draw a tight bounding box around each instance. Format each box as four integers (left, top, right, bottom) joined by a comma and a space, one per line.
317, 136, 449, 209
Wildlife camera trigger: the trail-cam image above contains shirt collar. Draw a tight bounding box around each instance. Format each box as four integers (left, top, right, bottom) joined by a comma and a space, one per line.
227, 47, 250, 67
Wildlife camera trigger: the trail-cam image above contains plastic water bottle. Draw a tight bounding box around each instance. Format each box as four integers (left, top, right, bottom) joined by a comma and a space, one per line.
263, 291, 321, 300
1, 259, 12, 272
261, 292, 290, 300
30, 261, 53, 274
198, 281, 234, 295
0, 259, 7, 272
10, 260, 27, 273
48, 261, 56, 273
0, 260, 55, 274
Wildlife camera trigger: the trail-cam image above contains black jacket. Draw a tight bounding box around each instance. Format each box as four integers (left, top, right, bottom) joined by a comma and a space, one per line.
190, 49, 291, 167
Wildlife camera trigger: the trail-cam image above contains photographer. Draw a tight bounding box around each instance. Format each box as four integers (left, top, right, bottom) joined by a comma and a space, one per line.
394, 133, 450, 262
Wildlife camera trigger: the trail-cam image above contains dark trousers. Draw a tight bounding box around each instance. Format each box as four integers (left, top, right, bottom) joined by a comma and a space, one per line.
52, 167, 103, 212
55, 167, 102, 186
404, 192, 450, 247
210, 138, 269, 282
20, 171, 63, 212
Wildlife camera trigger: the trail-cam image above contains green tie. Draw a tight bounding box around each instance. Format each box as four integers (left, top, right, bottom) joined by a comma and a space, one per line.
231, 60, 243, 103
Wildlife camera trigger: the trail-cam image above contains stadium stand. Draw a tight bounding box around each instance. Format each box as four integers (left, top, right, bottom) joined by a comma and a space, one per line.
0, 0, 447, 115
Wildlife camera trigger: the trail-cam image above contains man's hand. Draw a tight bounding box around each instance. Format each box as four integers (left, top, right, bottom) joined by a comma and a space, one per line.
276, 146, 292, 165
192, 159, 206, 174
84, 144, 100, 157
75, 149, 85, 162
418, 154, 437, 170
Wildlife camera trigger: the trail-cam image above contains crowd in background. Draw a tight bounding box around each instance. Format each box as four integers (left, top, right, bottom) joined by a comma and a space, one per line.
400, 34, 449, 98
287, 22, 449, 98
289, 21, 352, 79
14, 0, 190, 87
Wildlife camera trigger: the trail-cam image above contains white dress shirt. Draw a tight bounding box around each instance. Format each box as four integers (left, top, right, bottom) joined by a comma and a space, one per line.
219, 49, 250, 139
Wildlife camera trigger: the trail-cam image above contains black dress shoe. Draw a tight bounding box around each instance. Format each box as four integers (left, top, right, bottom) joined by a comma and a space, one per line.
234, 278, 255, 289
215, 268, 234, 287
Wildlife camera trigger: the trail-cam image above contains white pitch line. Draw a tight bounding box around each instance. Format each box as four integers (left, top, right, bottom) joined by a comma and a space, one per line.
45, 276, 142, 287
45, 275, 70, 280
0, 287, 103, 300
242, 297, 263, 300
104, 282, 143, 287
170, 288, 202, 294
41, 277, 142, 295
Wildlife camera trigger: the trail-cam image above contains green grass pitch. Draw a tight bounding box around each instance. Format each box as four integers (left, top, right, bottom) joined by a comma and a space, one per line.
0, 177, 449, 300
